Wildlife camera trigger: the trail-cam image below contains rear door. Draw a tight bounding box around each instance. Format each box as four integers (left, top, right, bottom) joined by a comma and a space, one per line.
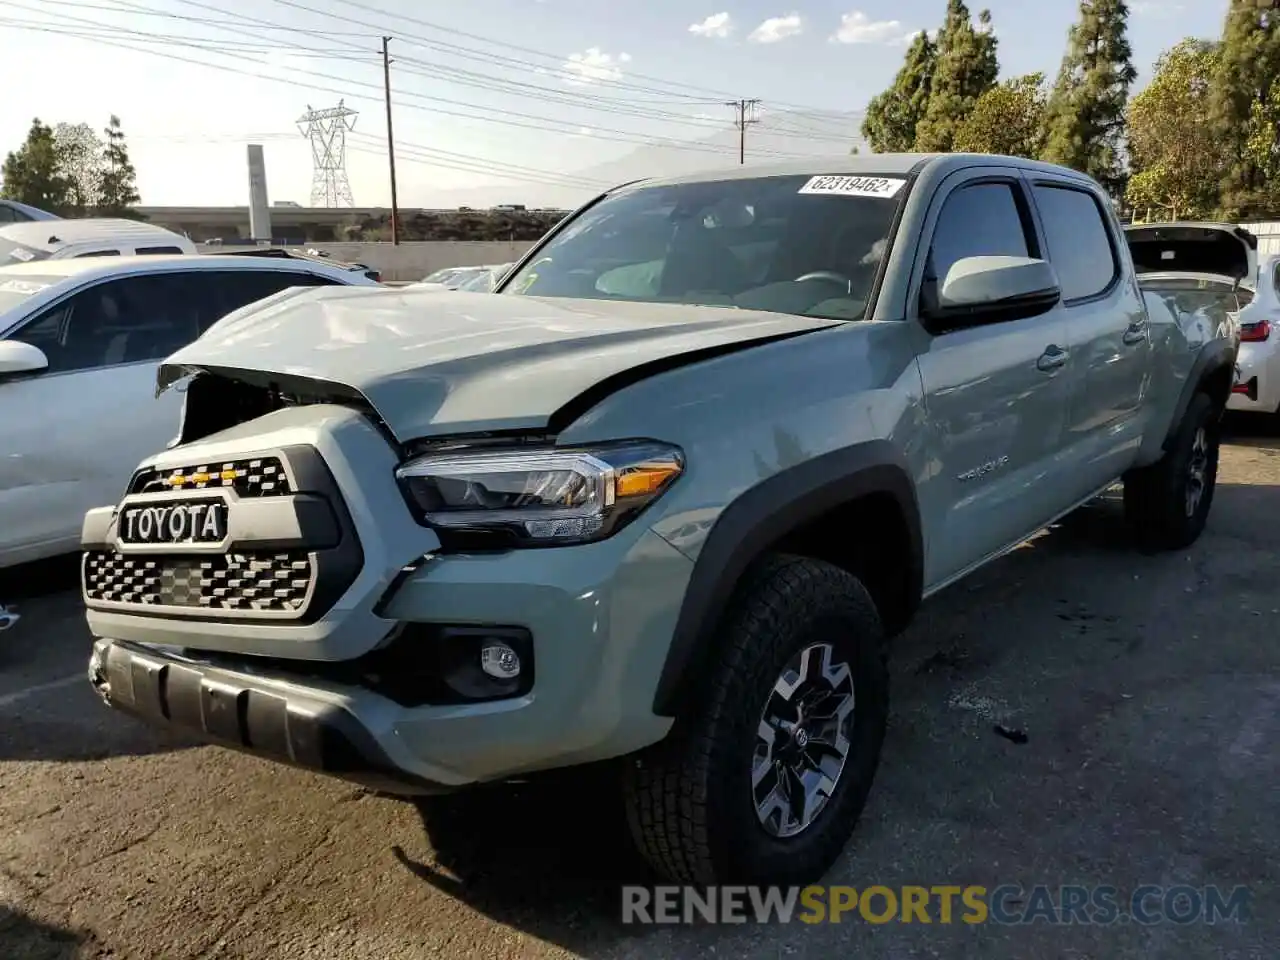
1025, 174, 1150, 498
911, 167, 1074, 586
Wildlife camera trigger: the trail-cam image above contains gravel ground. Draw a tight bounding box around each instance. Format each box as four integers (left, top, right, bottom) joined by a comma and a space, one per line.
2, 420, 1277, 960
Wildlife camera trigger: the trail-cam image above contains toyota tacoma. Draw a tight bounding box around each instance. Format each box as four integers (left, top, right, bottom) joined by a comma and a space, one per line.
82, 155, 1238, 885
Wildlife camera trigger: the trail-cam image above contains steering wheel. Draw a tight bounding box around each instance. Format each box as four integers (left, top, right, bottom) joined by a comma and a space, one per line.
794, 270, 855, 291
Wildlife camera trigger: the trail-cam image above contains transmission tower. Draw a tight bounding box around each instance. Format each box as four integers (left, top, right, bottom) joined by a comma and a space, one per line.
297, 100, 357, 207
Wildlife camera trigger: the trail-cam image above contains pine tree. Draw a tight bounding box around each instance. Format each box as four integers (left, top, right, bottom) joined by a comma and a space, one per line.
1, 119, 73, 213
1040, 0, 1137, 198
861, 31, 937, 153
1211, 0, 1280, 218
97, 115, 141, 216
914, 1, 999, 152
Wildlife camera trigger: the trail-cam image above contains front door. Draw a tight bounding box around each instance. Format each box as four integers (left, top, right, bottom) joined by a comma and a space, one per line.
909, 170, 1074, 587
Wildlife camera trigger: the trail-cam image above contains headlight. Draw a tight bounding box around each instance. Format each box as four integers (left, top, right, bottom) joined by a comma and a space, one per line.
395, 441, 684, 546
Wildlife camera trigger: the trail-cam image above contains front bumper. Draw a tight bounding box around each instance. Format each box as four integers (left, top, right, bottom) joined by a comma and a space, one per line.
88, 637, 451, 794
81, 403, 691, 787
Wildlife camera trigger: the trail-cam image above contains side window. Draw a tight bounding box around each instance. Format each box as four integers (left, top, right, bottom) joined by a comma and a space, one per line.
1271, 260, 1280, 298
927, 182, 1031, 287
136, 245, 186, 255
75, 249, 121, 258
7, 274, 202, 373
1031, 184, 1118, 301
0, 206, 16, 223
194, 270, 341, 332
277, 271, 344, 286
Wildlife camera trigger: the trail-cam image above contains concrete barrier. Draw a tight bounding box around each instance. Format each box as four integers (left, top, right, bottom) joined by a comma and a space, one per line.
300, 241, 538, 282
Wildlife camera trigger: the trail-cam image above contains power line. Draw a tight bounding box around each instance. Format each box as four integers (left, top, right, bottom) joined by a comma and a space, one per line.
135, 0, 735, 127
32, 0, 849, 142
261, 0, 742, 102
2, 24, 604, 193
5, 15, 820, 162
40, 0, 847, 119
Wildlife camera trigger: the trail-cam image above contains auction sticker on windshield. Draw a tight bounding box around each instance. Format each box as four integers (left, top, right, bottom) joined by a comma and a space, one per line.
798, 175, 905, 198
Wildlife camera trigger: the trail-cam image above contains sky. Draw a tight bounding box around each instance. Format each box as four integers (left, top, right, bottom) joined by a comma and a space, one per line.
0, 0, 1231, 208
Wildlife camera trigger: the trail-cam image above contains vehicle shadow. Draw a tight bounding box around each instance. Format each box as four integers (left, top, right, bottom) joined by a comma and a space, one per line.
0, 905, 94, 960
394, 765, 665, 954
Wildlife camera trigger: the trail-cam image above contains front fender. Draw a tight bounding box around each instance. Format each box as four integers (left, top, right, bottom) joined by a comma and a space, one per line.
651, 439, 922, 716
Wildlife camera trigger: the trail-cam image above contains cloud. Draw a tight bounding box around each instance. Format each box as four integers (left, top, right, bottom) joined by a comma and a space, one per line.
747, 13, 803, 44
831, 11, 909, 45
561, 47, 632, 85
689, 12, 733, 38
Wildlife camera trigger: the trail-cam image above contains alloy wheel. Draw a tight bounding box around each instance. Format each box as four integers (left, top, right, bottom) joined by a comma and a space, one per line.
752, 642, 857, 839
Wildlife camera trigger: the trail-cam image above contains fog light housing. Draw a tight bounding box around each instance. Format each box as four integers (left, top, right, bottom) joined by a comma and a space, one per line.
480, 642, 521, 680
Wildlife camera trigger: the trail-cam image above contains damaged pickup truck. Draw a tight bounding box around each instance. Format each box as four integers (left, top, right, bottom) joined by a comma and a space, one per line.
82, 155, 1238, 886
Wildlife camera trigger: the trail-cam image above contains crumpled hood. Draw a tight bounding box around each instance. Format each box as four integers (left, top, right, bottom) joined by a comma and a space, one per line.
159, 285, 841, 441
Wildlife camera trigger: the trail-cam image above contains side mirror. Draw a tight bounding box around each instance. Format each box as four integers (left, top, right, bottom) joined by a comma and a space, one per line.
0, 340, 49, 377
922, 256, 1062, 331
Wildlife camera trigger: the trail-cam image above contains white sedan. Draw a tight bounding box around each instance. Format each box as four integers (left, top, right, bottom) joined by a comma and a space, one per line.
1229, 251, 1280, 418
0, 254, 380, 568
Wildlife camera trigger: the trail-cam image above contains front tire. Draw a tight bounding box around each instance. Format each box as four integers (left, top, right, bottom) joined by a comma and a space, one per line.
624, 555, 889, 885
1124, 391, 1221, 550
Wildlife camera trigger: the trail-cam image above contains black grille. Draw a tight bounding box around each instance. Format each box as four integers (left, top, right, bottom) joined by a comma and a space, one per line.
84, 550, 313, 612
129, 457, 291, 497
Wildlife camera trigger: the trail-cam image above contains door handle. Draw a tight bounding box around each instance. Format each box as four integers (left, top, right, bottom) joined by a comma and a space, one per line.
1122, 321, 1148, 345
1036, 345, 1068, 372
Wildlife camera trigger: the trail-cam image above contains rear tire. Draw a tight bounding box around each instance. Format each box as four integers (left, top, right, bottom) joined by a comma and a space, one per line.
1123, 391, 1221, 550
624, 555, 889, 885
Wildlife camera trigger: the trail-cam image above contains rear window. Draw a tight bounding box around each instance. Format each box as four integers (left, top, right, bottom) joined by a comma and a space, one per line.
0, 275, 57, 314
1032, 184, 1118, 301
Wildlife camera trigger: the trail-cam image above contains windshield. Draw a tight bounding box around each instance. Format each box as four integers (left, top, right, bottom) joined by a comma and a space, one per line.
0, 274, 57, 315
0, 238, 50, 267
458, 269, 498, 292
445, 267, 485, 285
422, 267, 460, 283
500, 173, 907, 320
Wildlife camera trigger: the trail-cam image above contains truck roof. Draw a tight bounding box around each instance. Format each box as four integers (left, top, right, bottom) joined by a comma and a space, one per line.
631, 153, 1098, 190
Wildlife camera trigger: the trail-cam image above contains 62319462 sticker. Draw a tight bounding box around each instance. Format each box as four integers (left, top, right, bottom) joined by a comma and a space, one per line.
797, 175, 906, 198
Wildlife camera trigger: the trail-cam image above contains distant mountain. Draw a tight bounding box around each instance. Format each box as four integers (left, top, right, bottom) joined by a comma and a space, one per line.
432, 108, 867, 209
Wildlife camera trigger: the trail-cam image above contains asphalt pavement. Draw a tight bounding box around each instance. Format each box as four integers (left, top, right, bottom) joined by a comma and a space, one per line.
2, 420, 1277, 959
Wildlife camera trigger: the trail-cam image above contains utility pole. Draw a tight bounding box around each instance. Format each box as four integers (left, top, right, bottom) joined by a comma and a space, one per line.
726, 98, 761, 164
381, 35, 400, 245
